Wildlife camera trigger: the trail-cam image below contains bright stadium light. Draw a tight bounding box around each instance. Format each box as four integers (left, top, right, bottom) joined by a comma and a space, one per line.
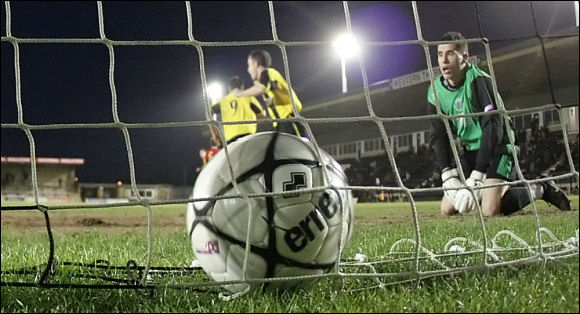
574, 1, 578, 27
332, 33, 360, 93
207, 81, 224, 104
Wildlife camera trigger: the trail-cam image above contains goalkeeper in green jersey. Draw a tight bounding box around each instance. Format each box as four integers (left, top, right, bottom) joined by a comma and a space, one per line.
428, 31, 571, 216
233, 49, 308, 139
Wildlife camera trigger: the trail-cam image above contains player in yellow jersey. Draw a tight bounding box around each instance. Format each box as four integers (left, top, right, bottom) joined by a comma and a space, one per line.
233, 49, 308, 139
210, 76, 265, 144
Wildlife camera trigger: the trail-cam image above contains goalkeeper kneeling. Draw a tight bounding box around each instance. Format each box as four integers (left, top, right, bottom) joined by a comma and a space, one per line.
439, 163, 570, 216
428, 31, 571, 216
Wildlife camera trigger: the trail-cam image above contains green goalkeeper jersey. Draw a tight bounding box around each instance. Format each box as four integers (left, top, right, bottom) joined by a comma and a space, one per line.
427, 64, 499, 151
427, 64, 515, 173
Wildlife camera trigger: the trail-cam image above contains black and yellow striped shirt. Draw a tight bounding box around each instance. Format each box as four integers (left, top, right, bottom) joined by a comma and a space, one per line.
257, 68, 302, 120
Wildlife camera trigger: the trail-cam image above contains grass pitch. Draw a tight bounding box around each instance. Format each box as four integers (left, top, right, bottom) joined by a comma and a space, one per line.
1, 196, 578, 313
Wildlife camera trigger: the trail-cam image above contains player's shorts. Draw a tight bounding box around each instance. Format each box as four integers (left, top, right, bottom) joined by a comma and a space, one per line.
227, 133, 252, 144
460, 145, 518, 181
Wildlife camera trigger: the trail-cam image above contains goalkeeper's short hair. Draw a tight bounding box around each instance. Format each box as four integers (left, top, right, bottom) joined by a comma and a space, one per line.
440, 31, 468, 53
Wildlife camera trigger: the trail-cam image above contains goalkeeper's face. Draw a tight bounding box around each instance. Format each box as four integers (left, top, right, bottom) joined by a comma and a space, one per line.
437, 44, 468, 83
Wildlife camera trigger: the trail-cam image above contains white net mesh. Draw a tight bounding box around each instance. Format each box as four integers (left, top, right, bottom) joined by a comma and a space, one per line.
1, 1, 578, 295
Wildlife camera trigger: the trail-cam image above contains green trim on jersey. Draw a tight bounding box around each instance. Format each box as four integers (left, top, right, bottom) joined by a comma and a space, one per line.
427, 65, 497, 151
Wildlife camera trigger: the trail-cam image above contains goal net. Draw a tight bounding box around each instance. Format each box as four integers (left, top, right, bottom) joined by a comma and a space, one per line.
1, 1, 578, 297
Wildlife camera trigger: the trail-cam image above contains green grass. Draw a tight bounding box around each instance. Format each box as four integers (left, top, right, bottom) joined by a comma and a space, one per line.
1, 196, 578, 313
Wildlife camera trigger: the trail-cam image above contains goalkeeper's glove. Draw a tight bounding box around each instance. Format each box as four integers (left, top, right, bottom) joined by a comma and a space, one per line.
441, 168, 462, 203
454, 170, 485, 214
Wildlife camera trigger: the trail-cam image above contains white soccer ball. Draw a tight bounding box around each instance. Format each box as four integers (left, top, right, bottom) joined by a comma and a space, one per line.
186, 132, 355, 293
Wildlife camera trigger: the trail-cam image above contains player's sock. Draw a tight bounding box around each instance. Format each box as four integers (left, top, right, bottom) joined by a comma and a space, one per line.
530, 183, 544, 200
500, 187, 532, 215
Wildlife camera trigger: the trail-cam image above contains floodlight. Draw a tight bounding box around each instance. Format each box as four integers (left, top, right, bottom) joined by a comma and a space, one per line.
332, 33, 360, 93
207, 82, 224, 104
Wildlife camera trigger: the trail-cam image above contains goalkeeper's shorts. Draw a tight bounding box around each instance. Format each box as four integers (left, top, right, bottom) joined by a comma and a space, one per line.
460, 148, 515, 181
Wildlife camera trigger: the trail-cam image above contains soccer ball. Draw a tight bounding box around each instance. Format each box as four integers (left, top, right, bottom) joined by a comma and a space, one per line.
186, 132, 354, 293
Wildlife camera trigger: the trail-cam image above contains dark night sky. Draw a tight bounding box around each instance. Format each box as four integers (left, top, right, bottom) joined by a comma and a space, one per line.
1, 1, 576, 186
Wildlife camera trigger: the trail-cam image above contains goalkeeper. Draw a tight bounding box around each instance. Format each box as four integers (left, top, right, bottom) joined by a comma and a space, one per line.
428, 31, 571, 216
233, 49, 308, 139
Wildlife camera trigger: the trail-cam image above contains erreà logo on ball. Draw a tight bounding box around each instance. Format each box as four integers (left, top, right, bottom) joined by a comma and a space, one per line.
284, 190, 339, 252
